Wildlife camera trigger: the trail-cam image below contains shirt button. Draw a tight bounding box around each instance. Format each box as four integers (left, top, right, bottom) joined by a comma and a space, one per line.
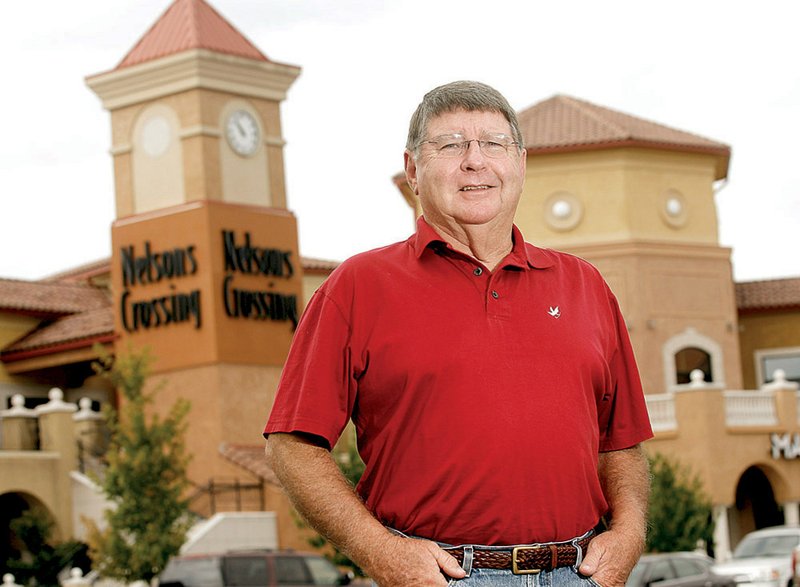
473, 267, 483, 276
491, 290, 499, 299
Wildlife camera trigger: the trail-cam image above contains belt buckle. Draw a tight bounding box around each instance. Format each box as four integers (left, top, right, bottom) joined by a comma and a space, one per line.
511, 545, 544, 575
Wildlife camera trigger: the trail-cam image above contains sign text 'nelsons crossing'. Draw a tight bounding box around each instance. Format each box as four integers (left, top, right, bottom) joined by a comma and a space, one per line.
119, 242, 201, 332
222, 230, 299, 328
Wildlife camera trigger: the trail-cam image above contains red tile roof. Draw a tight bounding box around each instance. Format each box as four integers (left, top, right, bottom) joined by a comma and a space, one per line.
219, 443, 280, 486
300, 256, 340, 272
736, 277, 800, 312
1, 308, 115, 357
0, 278, 110, 317
44, 258, 112, 283
1, 255, 335, 362
517, 95, 730, 178
116, 0, 268, 70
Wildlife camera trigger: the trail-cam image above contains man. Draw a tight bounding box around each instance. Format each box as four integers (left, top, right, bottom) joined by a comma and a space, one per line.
264, 81, 653, 586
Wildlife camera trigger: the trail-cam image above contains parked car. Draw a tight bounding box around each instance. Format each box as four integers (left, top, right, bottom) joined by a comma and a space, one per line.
158, 550, 353, 586
627, 552, 732, 587
712, 526, 800, 587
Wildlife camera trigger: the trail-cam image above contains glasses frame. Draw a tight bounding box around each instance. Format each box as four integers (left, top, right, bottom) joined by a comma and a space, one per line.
415, 133, 521, 159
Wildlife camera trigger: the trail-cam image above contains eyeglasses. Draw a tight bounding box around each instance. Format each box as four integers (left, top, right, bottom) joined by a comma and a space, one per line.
416, 133, 520, 158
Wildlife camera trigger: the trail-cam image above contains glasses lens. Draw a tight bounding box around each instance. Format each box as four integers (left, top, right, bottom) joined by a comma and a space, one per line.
479, 139, 509, 157
421, 134, 516, 158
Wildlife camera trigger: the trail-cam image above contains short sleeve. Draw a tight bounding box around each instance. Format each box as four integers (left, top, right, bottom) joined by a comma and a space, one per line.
263, 286, 359, 451
598, 289, 654, 451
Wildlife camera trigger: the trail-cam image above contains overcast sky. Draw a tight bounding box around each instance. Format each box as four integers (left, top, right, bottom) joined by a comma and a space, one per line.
1, 0, 798, 282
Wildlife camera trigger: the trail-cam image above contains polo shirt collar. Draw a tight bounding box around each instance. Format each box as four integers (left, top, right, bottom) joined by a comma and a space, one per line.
411, 216, 554, 269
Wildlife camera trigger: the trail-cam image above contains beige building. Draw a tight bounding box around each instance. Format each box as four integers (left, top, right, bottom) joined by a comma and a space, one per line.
2, 0, 800, 566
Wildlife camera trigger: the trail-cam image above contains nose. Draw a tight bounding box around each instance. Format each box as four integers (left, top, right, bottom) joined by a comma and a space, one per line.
460, 139, 487, 171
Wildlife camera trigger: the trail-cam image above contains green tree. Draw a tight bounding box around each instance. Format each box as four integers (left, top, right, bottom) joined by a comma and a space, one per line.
4, 508, 89, 587
647, 452, 714, 553
86, 346, 192, 583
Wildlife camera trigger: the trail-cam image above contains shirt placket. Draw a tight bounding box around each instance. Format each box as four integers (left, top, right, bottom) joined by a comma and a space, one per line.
485, 270, 511, 319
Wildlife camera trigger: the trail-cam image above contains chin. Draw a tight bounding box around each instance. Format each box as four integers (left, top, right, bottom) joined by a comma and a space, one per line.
453, 205, 505, 226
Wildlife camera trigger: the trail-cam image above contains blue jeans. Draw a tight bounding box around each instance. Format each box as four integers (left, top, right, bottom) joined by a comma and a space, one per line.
368, 565, 596, 586
443, 565, 597, 586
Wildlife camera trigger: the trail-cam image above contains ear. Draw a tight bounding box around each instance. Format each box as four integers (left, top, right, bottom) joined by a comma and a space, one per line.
404, 150, 419, 194
518, 147, 527, 173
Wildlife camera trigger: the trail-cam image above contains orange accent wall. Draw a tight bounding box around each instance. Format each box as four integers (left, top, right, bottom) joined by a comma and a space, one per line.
111, 199, 303, 374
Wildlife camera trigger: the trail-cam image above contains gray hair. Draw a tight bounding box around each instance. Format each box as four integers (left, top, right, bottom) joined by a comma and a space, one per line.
406, 80, 524, 152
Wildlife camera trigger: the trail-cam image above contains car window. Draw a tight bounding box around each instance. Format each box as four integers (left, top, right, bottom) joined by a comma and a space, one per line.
672, 559, 708, 577
734, 534, 800, 558
648, 560, 677, 583
304, 556, 341, 585
161, 557, 223, 587
275, 556, 313, 584
224, 556, 271, 586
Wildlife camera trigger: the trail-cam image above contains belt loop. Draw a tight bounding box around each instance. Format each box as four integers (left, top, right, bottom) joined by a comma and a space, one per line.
571, 537, 584, 571
461, 545, 473, 577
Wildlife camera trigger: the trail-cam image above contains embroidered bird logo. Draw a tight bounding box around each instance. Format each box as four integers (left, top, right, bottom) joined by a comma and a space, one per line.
548, 306, 561, 318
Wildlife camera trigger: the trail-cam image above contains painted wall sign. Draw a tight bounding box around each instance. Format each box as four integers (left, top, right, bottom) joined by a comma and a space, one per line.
770, 433, 800, 460
118, 241, 202, 332
221, 230, 299, 328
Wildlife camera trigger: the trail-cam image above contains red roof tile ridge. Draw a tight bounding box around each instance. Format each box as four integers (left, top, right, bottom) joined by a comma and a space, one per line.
735, 275, 800, 311
0, 277, 110, 315
43, 258, 111, 282
219, 442, 280, 485
1, 307, 115, 356
736, 275, 800, 286
572, 95, 728, 149
116, 0, 268, 70
558, 94, 631, 139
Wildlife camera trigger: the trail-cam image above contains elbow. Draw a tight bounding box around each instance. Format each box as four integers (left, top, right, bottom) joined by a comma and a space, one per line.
263, 435, 279, 468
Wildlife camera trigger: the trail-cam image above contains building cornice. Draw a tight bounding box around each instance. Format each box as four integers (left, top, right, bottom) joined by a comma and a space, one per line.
554, 239, 733, 261
87, 49, 301, 110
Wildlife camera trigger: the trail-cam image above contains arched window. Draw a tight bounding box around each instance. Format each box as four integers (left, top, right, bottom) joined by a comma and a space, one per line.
662, 328, 724, 391
675, 347, 713, 384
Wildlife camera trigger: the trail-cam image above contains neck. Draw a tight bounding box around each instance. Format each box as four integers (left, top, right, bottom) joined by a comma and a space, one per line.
428, 219, 513, 272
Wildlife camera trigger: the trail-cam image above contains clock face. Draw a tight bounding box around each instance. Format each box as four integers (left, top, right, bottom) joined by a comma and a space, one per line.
225, 110, 260, 156
141, 115, 171, 158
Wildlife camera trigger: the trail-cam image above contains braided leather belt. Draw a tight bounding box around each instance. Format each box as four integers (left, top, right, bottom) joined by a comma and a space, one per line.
445, 533, 593, 575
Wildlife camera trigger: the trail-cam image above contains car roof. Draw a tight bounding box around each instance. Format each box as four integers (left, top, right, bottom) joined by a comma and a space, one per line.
741, 526, 800, 537
173, 550, 320, 560
638, 552, 712, 562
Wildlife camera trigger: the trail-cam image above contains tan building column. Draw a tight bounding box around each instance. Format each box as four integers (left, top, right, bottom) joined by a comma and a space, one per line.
35, 388, 78, 538
1, 394, 38, 450
783, 501, 800, 527
73, 397, 105, 467
713, 504, 732, 561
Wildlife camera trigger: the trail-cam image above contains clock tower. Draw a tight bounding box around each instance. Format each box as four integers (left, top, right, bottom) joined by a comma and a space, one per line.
86, 0, 305, 533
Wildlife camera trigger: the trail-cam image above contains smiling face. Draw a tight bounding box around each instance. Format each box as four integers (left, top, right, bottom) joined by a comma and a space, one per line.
405, 108, 527, 238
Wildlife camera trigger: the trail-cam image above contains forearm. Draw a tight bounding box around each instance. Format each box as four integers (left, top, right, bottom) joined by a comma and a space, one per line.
598, 444, 650, 546
580, 444, 650, 586
264, 433, 464, 586
264, 432, 392, 570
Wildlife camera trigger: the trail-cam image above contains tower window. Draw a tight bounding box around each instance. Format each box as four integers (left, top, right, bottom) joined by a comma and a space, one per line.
675, 347, 712, 384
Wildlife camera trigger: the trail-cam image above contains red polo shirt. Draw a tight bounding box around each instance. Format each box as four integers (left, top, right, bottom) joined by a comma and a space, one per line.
265, 218, 652, 545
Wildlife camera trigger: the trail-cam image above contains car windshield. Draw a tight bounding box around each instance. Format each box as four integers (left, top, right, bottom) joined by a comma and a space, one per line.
733, 534, 800, 558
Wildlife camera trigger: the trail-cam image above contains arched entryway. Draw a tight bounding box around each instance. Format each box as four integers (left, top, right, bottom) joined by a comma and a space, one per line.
0, 491, 57, 570
732, 466, 784, 546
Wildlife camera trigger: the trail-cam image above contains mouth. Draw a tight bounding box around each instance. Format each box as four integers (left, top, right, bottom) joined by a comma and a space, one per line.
460, 185, 493, 192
